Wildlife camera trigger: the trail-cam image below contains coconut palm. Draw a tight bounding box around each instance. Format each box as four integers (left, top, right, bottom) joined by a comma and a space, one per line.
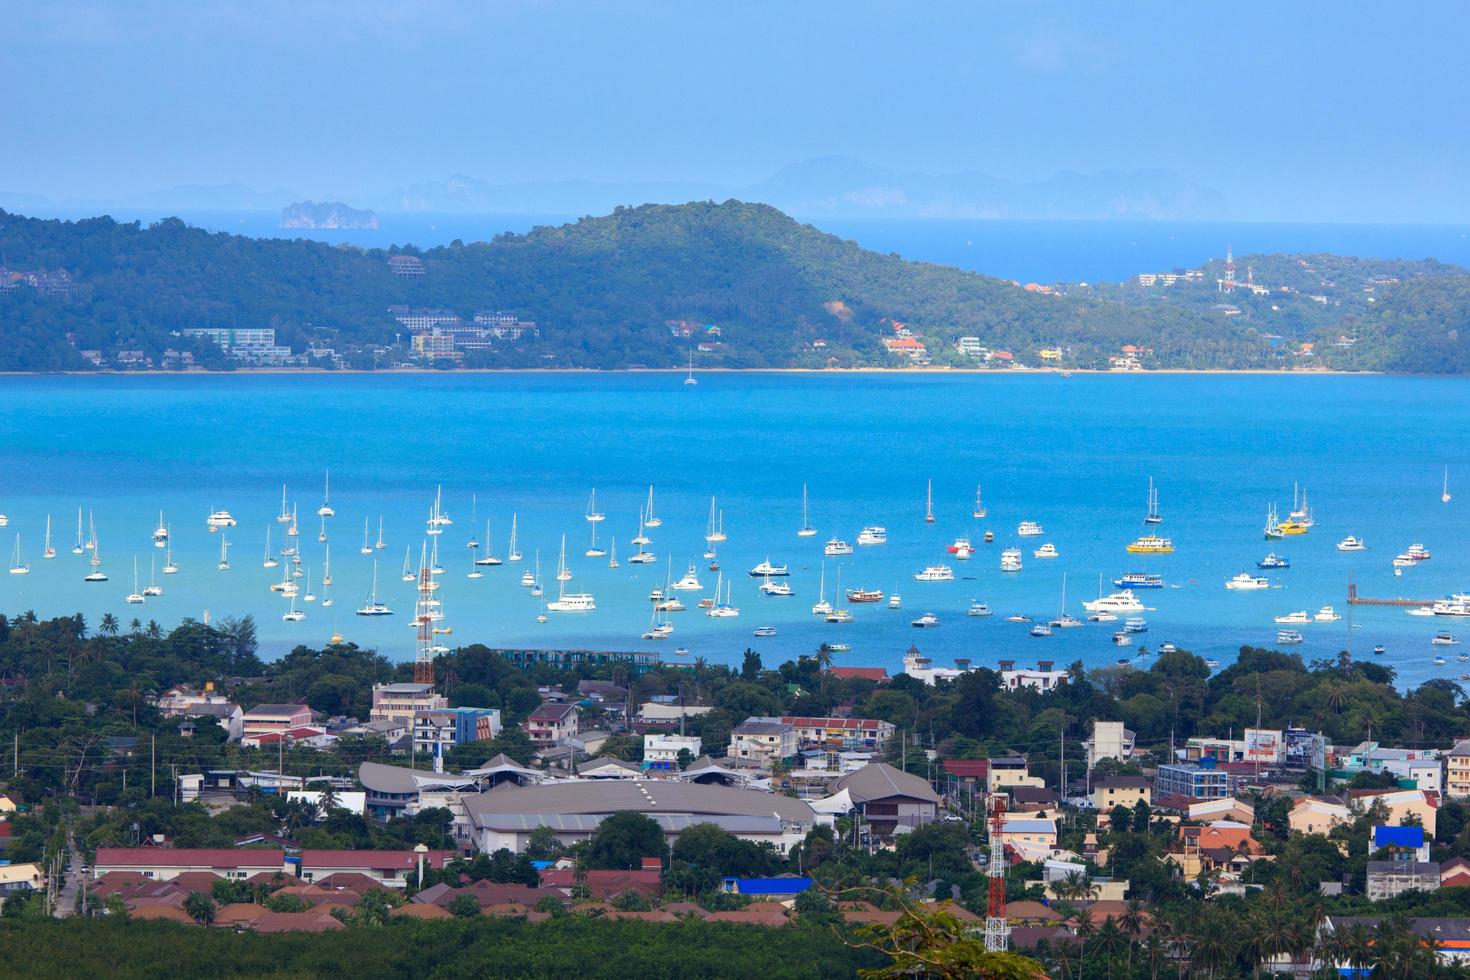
99, 612, 120, 637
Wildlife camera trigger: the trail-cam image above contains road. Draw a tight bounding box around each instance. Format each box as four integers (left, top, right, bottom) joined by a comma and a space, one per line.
52, 831, 85, 917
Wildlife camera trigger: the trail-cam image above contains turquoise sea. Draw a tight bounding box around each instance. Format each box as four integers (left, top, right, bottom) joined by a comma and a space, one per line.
0, 372, 1466, 686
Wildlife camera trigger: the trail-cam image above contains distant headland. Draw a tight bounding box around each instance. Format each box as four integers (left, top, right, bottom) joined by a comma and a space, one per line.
279, 200, 378, 230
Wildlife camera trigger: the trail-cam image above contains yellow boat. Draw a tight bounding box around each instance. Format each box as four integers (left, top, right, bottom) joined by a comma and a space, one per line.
1126, 535, 1175, 554
1276, 520, 1309, 535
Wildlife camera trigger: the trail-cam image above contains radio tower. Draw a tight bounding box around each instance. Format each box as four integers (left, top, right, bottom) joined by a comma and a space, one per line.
413, 541, 438, 686
1222, 244, 1237, 292
984, 794, 1009, 952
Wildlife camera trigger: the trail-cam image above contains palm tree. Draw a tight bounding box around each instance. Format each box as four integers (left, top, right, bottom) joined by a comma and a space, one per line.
99, 613, 119, 637
145, 620, 162, 640
814, 642, 835, 671
1087, 917, 1129, 980
128, 617, 142, 635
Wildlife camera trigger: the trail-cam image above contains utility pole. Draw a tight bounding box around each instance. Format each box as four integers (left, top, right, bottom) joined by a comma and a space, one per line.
150, 734, 156, 797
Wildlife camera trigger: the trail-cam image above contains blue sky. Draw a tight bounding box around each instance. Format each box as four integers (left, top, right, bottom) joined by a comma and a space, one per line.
3, 0, 1468, 221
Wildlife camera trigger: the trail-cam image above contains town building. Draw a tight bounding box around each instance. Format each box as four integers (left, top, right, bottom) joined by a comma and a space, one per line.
1347, 787, 1439, 836
240, 704, 314, 739
412, 707, 502, 758
779, 716, 895, 752
92, 848, 288, 881
1446, 739, 1470, 798
526, 703, 579, 746
643, 734, 702, 771
1367, 861, 1441, 901
1289, 795, 1350, 835
1091, 775, 1151, 812
299, 849, 452, 888
1084, 721, 1136, 770
827, 762, 942, 836
987, 755, 1045, 795
1155, 760, 1231, 801
730, 718, 797, 766
370, 683, 447, 723
387, 255, 426, 277
997, 660, 1069, 692
182, 327, 304, 367
901, 646, 978, 685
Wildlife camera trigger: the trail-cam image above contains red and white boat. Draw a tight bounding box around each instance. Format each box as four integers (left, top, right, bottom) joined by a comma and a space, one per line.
845, 588, 884, 603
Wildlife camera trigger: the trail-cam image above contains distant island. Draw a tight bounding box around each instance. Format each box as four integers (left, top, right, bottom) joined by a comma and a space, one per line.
0, 201, 1466, 373
279, 200, 378, 230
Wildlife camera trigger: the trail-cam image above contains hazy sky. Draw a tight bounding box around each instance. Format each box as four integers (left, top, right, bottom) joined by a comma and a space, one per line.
4, 0, 1469, 220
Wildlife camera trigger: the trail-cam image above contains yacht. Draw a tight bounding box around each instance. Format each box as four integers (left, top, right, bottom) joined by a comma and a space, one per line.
1033, 543, 1059, 559
80, 538, 103, 579
1089, 611, 1119, 623
704, 498, 726, 543
1257, 553, 1290, 569
1433, 632, 1460, 646
1158, 643, 1176, 654
1029, 623, 1053, 637
7, 535, 28, 575
1083, 590, 1145, 613
585, 489, 605, 523
317, 470, 334, 518
857, 526, 887, 546
1274, 610, 1310, 625
797, 484, 817, 537
1126, 535, 1174, 554
1277, 629, 1303, 644
1373, 644, 1387, 655
824, 537, 854, 557
982, 530, 995, 543
967, 601, 992, 617
1431, 594, 1470, 617
1226, 572, 1270, 590
1337, 535, 1367, 552
672, 565, 703, 591
972, 484, 987, 519
1393, 553, 1417, 568
811, 564, 833, 616
946, 537, 972, 554
1315, 605, 1343, 622
1143, 477, 1163, 525
1113, 572, 1163, 589
1124, 617, 1148, 633
759, 578, 794, 597
753, 626, 778, 637
282, 596, 305, 622
206, 509, 237, 529
547, 537, 596, 612
1406, 543, 1433, 561
952, 541, 973, 560
1017, 520, 1043, 537
1006, 614, 1032, 623
143, 555, 162, 596
152, 513, 168, 547
356, 562, 392, 616
126, 557, 145, 604
475, 521, 504, 566
1000, 548, 1022, 573
1263, 503, 1283, 540
706, 575, 739, 618
827, 643, 851, 653
520, 567, 537, 587
888, 593, 902, 610
1113, 631, 1132, 646
911, 612, 941, 628
845, 588, 884, 603
748, 558, 790, 578
914, 564, 954, 582
1204, 658, 1221, 669
643, 486, 662, 528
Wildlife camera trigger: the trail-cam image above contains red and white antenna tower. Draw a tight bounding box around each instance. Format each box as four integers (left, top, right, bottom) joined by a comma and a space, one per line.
985, 793, 1009, 952
413, 540, 437, 686
1223, 244, 1237, 291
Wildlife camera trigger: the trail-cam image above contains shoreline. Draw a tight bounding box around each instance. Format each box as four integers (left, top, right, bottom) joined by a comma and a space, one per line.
0, 366, 1397, 378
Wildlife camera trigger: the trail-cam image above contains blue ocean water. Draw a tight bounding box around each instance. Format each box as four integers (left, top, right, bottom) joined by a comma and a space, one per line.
27, 207, 1470, 283
0, 373, 1466, 686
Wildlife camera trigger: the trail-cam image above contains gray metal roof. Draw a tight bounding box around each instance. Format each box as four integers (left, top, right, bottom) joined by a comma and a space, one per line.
470, 812, 784, 835
357, 761, 478, 794
463, 780, 815, 825
833, 763, 942, 805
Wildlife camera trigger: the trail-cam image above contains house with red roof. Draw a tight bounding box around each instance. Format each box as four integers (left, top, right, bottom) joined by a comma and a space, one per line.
92, 848, 288, 881
299, 849, 454, 889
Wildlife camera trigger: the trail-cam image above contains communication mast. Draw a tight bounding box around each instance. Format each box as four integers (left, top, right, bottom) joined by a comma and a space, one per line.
1219, 244, 1237, 292
985, 793, 1009, 952
413, 541, 439, 686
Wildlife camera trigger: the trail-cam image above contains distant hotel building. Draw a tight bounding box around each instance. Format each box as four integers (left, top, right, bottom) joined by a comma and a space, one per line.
390, 306, 539, 360
182, 327, 304, 366
387, 255, 426, 277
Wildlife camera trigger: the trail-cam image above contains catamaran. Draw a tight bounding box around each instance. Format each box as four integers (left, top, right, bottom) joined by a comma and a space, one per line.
282, 594, 305, 622
706, 573, 739, 618
644, 486, 662, 528
357, 561, 392, 615
475, 521, 503, 565
143, 554, 162, 596
126, 557, 145, 603
1144, 477, 1162, 525
811, 562, 833, 616
303, 569, 316, 603
317, 470, 334, 518
798, 483, 817, 537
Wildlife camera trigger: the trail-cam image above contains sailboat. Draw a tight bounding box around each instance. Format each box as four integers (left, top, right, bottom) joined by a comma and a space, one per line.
163, 528, 178, 575
1144, 477, 1162, 525
826, 565, 852, 623
357, 517, 371, 555
530, 551, 544, 596
466, 494, 479, 548
217, 533, 231, 570
317, 469, 334, 518
1289, 483, 1314, 527
704, 497, 726, 543
84, 532, 107, 582
507, 514, 522, 562
798, 484, 817, 537
287, 503, 299, 538
376, 516, 385, 550
8, 534, 29, 575
282, 593, 305, 622
585, 520, 606, 558
811, 561, 833, 616
547, 535, 596, 611
705, 571, 738, 617
72, 508, 84, 555
263, 527, 279, 568
467, 546, 485, 578
632, 507, 652, 546
317, 513, 328, 543
152, 511, 168, 547
322, 544, 333, 586
1050, 572, 1083, 628
356, 561, 393, 615
608, 537, 619, 569
684, 347, 697, 386
644, 486, 662, 528
126, 557, 144, 603
972, 485, 987, 519
303, 568, 316, 602
276, 484, 292, 524
629, 510, 655, 563
924, 480, 936, 524
86, 511, 97, 552
1445, 466, 1453, 504
401, 546, 414, 582
143, 554, 162, 596
585, 489, 605, 523
475, 521, 503, 566
42, 515, 54, 559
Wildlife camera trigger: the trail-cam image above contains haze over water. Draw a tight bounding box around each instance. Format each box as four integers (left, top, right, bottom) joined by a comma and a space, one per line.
0, 372, 1465, 686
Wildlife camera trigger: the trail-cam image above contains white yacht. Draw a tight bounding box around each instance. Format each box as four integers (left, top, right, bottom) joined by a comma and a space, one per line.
1033, 543, 1058, 559
1274, 610, 1311, 625
207, 509, 236, 528
506, 514, 521, 561
317, 470, 334, 518
585, 488, 605, 523
217, 534, 230, 571
643, 486, 662, 528
8, 535, 29, 575
797, 483, 817, 537
811, 563, 833, 616
704, 497, 727, 543
152, 513, 168, 547
911, 612, 940, 628
276, 484, 292, 524
475, 521, 503, 566
748, 558, 789, 578
143, 554, 162, 596
824, 537, 854, 557
1000, 548, 1022, 573
760, 578, 794, 597
1017, 520, 1043, 537
1431, 594, 1470, 617
1337, 535, 1366, 552
1315, 605, 1343, 622
1083, 590, 1145, 613
282, 595, 305, 622
1226, 572, 1270, 590
357, 562, 393, 616
888, 593, 902, 610
547, 536, 596, 612
705, 574, 739, 617
672, 565, 703, 591
1276, 629, 1304, 645
126, 557, 145, 604
914, 564, 954, 582
856, 526, 887, 546
967, 601, 992, 617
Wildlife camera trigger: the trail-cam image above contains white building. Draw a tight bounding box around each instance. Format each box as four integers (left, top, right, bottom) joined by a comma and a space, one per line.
901, 646, 979, 685
371, 683, 448, 723
1085, 721, 1137, 770
643, 734, 702, 771
730, 718, 798, 767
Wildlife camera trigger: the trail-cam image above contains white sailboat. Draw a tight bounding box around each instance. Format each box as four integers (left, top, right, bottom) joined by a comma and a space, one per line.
317, 469, 334, 518
217, 533, 230, 570
163, 528, 178, 575
644, 486, 662, 528
402, 546, 414, 582
143, 554, 162, 596
547, 535, 596, 611
8, 534, 29, 575
152, 511, 168, 547
376, 516, 385, 550
276, 484, 292, 524
1445, 466, 1453, 504
475, 520, 503, 566
798, 483, 817, 537
356, 561, 393, 615
507, 514, 522, 562
557, 534, 574, 581
303, 568, 316, 602
282, 593, 305, 622
585, 489, 605, 523
72, 507, 84, 555
126, 556, 144, 603
585, 520, 606, 558
924, 479, 935, 524
287, 503, 299, 538
684, 347, 697, 386
84, 531, 107, 582
704, 497, 726, 543
360, 517, 373, 554
608, 537, 619, 569
466, 494, 479, 549
530, 551, 544, 596
42, 515, 55, 559
972, 484, 987, 519
317, 513, 328, 543
322, 544, 333, 586
1144, 477, 1162, 525
811, 561, 832, 616
263, 527, 279, 568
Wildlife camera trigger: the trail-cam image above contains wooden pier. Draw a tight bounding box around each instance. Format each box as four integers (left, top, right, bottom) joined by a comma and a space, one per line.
1347, 584, 1435, 607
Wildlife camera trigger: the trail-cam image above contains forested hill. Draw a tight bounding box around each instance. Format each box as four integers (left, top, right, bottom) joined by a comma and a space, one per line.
0, 202, 1460, 372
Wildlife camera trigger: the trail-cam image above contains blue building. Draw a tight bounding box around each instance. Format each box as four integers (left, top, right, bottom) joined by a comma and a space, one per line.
1155, 758, 1231, 800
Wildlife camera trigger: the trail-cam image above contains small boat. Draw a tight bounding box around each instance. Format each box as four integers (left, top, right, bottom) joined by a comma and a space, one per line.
1089, 611, 1118, 622
1433, 633, 1460, 646
673, 647, 691, 656
1017, 520, 1043, 537
1257, 553, 1290, 569
857, 526, 887, 546
1124, 617, 1148, 633
1113, 631, 1131, 645
967, 601, 991, 617
972, 484, 987, 519
1337, 535, 1367, 552
982, 530, 995, 543
760, 578, 794, 597
8, 534, 29, 575
1000, 548, 1022, 573
798, 484, 817, 537
1029, 623, 1053, 637
1226, 572, 1270, 590
846, 588, 884, 603
126, 556, 145, 603
827, 643, 851, 653
317, 469, 334, 518
748, 558, 789, 578
924, 480, 936, 524
1274, 610, 1310, 625
1435, 655, 1449, 665
824, 537, 854, 557
152, 512, 168, 547
1113, 572, 1163, 589
888, 593, 902, 609
1204, 658, 1221, 668
1373, 644, 1386, 655
753, 626, 778, 637
914, 563, 954, 582
1143, 477, 1163, 525
1315, 605, 1342, 622
1126, 535, 1174, 554
585, 489, 605, 523
1033, 543, 1058, 559
912, 612, 941, 628
1006, 614, 1032, 623
1116, 658, 1133, 667
1158, 642, 1177, 654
